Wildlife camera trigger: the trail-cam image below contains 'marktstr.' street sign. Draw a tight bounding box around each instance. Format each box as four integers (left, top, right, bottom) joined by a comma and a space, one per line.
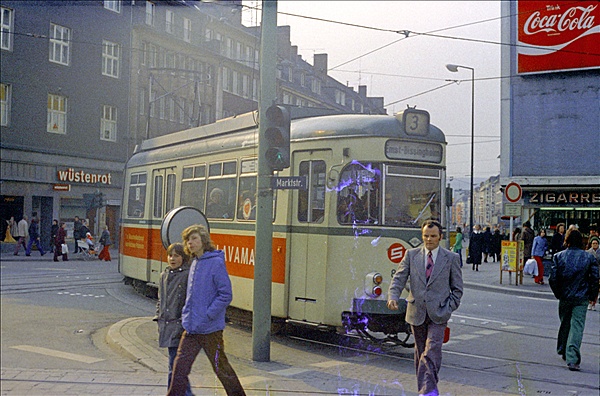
271, 176, 307, 190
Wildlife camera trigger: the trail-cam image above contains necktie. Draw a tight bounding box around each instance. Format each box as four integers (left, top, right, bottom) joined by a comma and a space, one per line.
426, 251, 434, 281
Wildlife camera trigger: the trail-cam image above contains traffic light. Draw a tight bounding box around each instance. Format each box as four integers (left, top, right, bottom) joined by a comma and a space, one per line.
97, 192, 105, 208
263, 105, 290, 171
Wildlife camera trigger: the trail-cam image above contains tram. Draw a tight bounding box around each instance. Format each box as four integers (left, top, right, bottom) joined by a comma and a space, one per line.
119, 107, 447, 345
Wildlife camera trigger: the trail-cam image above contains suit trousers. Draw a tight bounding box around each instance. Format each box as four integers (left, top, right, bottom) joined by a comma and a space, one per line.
167, 330, 245, 396
411, 315, 447, 395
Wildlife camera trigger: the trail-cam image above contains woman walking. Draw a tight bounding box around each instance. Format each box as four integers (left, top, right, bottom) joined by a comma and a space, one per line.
532, 229, 549, 285
453, 227, 463, 267
53, 222, 68, 262
98, 224, 112, 262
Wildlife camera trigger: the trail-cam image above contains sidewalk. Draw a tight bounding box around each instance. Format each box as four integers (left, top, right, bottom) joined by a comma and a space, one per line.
1, 245, 555, 395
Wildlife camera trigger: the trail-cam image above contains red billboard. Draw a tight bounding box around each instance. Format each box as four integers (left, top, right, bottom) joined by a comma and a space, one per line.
517, 1, 600, 74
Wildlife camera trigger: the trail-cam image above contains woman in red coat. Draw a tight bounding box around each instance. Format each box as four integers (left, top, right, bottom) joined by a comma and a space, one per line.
53, 222, 68, 262
98, 224, 112, 262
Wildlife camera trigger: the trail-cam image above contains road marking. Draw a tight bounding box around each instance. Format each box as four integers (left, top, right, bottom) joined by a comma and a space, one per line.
270, 367, 310, 376
240, 375, 270, 385
452, 314, 507, 326
11, 345, 104, 364
311, 360, 350, 368
474, 329, 500, 336
517, 295, 554, 302
452, 334, 481, 341
502, 325, 523, 330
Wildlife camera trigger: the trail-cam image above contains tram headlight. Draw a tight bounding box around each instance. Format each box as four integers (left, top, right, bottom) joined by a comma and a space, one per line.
365, 272, 383, 297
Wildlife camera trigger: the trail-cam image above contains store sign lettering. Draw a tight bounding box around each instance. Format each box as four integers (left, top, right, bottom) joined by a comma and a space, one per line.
526, 191, 600, 205
57, 168, 112, 185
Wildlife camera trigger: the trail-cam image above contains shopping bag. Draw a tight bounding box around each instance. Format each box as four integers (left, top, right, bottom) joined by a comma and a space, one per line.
61, 243, 69, 254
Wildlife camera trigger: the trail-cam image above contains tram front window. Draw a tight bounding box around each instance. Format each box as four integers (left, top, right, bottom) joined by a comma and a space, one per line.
336, 163, 441, 227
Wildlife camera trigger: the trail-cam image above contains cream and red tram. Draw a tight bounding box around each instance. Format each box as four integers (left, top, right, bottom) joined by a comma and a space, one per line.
120, 108, 447, 345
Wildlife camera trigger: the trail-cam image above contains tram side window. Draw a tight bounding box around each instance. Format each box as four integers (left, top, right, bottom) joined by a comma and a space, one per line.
337, 162, 380, 225
181, 164, 206, 211
298, 160, 326, 223
165, 174, 176, 213
206, 161, 237, 219
384, 165, 441, 227
153, 175, 163, 218
127, 173, 147, 218
237, 159, 257, 221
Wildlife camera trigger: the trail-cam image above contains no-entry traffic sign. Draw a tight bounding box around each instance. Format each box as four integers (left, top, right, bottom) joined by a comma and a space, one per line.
505, 182, 522, 203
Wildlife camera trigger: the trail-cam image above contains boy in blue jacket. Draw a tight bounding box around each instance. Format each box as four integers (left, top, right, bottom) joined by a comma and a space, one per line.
167, 225, 245, 396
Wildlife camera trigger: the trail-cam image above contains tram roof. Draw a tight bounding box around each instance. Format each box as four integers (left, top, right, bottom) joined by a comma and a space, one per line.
129, 110, 445, 167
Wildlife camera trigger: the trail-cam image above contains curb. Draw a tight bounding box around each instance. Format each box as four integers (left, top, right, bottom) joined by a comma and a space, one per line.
106, 316, 167, 373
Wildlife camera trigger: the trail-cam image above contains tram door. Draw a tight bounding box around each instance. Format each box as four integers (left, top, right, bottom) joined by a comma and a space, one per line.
149, 168, 177, 283
288, 150, 331, 323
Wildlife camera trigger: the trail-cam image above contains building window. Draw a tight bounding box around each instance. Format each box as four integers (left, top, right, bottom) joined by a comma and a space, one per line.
311, 78, 321, 95
300, 73, 305, 87
1, 7, 13, 51
1, 83, 10, 126
169, 97, 176, 121
49, 24, 70, 66
166, 10, 174, 34
145, 1, 154, 26
47, 94, 67, 134
103, 1, 121, 13
183, 17, 191, 42
101, 105, 117, 142
335, 90, 345, 105
102, 40, 120, 78
288, 66, 293, 82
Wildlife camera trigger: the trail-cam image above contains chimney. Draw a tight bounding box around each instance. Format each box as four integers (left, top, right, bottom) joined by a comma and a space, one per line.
313, 53, 328, 79
359, 85, 367, 98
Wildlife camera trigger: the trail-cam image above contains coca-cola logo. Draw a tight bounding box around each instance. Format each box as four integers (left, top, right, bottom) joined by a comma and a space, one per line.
523, 5, 596, 35
517, 1, 600, 74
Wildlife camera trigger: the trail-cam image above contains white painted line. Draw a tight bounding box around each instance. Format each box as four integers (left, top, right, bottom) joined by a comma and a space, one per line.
451, 334, 481, 341
311, 360, 350, 368
474, 330, 500, 336
502, 325, 523, 330
517, 295, 554, 302
452, 314, 507, 326
270, 367, 310, 376
240, 375, 270, 385
11, 345, 104, 364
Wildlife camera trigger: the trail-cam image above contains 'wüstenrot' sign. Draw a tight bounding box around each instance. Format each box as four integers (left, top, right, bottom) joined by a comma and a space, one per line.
517, 1, 600, 74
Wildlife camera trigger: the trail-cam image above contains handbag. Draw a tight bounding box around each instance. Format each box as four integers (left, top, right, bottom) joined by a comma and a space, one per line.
61, 243, 69, 254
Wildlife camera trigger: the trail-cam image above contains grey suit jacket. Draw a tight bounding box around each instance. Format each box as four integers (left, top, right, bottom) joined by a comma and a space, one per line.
388, 246, 463, 326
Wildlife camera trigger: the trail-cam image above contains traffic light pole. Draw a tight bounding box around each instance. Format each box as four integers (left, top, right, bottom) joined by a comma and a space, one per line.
253, 0, 277, 362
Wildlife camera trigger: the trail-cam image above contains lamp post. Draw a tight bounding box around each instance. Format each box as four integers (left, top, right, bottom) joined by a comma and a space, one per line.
446, 64, 475, 236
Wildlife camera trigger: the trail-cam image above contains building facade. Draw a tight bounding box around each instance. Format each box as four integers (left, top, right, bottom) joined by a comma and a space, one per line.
500, 1, 600, 238
1, 0, 385, 247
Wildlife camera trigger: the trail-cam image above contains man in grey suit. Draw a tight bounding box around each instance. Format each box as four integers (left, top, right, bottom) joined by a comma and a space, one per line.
387, 220, 463, 396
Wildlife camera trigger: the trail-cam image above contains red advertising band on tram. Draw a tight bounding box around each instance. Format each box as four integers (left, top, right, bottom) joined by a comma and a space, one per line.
517, 1, 600, 74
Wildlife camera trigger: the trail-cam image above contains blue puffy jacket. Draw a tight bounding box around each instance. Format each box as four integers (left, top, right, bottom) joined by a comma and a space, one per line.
549, 247, 599, 302
182, 250, 233, 334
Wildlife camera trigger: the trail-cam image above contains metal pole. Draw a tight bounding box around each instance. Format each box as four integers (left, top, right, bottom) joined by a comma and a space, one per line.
253, 0, 277, 362
469, 68, 475, 236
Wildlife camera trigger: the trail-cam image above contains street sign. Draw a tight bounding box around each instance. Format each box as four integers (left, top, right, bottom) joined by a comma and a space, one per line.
271, 176, 307, 190
505, 182, 522, 203
503, 203, 522, 217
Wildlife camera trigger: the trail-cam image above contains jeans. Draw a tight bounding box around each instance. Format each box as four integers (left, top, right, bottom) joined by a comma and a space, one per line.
557, 299, 588, 365
26, 237, 45, 255
167, 330, 245, 396
168, 347, 193, 396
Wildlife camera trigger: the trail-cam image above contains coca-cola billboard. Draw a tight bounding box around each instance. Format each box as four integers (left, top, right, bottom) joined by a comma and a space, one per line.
517, 1, 600, 74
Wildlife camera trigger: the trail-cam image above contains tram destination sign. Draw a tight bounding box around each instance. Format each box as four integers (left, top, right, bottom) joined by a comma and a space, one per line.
385, 140, 443, 163
271, 176, 307, 190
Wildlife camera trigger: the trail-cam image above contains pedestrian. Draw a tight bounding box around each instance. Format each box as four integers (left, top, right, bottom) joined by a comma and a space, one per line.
520, 221, 535, 265
551, 222, 566, 255
586, 236, 599, 311
452, 226, 463, 267
50, 219, 59, 253
491, 227, 503, 262
13, 215, 29, 256
468, 224, 484, 271
53, 222, 69, 262
154, 243, 193, 396
73, 216, 82, 253
97, 224, 112, 262
482, 226, 493, 263
25, 214, 46, 256
531, 229, 549, 285
167, 224, 246, 396
549, 228, 599, 372
387, 220, 463, 396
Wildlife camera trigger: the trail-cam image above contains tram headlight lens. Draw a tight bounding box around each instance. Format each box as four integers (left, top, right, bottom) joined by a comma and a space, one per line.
365, 272, 383, 297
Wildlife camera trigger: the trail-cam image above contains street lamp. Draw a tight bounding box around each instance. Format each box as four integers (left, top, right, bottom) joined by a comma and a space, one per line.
446, 63, 475, 236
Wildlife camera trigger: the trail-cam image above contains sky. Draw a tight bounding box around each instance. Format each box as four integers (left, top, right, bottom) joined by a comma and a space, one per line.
241, 1, 503, 188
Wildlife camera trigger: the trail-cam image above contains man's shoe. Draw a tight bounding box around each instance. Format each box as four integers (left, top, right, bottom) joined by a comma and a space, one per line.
25, 254, 31, 256
567, 363, 580, 371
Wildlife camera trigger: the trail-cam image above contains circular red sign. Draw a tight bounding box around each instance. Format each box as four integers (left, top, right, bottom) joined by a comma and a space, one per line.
387, 243, 406, 264
505, 182, 522, 203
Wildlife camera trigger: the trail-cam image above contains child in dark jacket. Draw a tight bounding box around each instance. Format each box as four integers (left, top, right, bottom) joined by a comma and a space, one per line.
155, 243, 193, 396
